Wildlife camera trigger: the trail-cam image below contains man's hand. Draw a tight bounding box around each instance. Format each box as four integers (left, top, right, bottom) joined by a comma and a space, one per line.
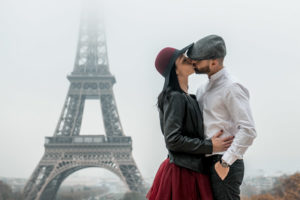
211, 130, 234, 153
214, 161, 230, 180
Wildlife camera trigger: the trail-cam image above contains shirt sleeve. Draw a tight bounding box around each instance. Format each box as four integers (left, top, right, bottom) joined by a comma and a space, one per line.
163, 92, 213, 155
221, 83, 257, 165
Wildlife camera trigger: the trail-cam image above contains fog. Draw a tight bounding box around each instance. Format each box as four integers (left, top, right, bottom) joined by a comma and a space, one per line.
0, 0, 300, 181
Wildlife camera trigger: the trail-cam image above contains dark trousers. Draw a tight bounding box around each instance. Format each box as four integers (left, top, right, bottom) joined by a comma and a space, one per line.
206, 155, 244, 200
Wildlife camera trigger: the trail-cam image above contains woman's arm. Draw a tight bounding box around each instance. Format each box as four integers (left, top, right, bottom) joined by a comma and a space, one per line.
163, 92, 213, 154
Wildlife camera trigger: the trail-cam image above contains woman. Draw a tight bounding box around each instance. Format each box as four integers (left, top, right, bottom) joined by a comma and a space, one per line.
146, 45, 234, 200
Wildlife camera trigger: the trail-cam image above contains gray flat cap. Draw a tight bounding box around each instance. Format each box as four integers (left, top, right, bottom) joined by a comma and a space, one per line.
187, 35, 226, 60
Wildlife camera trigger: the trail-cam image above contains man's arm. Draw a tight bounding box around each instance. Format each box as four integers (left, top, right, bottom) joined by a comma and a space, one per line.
221, 82, 257, 165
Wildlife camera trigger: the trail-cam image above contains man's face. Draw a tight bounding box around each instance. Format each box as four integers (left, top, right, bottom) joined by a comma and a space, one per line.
191, 59, 210, 74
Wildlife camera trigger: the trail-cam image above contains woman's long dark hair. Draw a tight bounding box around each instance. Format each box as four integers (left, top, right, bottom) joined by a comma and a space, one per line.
157, 65, 185, 112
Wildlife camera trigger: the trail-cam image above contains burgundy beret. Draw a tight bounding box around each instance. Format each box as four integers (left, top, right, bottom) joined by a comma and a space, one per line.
155, 47, 177, 77
154, 43, 193, 90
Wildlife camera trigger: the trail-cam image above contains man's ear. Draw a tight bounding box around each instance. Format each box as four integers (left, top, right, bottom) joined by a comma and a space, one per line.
210, 59, 218, 67
211, 58, 223, 67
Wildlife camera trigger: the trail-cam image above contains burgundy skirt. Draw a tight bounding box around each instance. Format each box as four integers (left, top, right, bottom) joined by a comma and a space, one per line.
146, 157, 213, 200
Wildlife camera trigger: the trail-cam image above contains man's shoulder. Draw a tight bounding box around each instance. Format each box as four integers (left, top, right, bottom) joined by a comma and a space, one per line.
223, 78, 250, 98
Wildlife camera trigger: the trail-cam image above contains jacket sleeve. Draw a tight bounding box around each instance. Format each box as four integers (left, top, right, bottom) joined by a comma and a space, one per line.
163, 92, 213, 154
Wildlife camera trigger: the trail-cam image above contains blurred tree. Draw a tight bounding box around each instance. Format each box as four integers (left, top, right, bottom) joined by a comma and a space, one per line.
0, 181, 13, 200
248, 173, 300, 200
272, 173, 300, 200
241, 183, 260, 197
250, 194, 279, 200
122, 191, 146, 200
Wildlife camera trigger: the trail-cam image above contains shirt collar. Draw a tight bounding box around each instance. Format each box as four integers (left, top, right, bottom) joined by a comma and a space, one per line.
209, 67, 227, 83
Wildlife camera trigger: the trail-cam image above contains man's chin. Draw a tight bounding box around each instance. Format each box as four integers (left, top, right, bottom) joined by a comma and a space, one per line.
194, 70, 209, 74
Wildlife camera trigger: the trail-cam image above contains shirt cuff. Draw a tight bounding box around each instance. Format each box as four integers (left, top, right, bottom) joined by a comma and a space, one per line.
221, 152, 238, 166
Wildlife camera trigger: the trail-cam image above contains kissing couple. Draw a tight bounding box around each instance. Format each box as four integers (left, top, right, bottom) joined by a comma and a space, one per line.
146, 35, 257, 200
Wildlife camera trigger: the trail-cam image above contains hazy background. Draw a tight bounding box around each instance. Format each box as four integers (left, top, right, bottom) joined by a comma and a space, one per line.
0, 0, 300, 184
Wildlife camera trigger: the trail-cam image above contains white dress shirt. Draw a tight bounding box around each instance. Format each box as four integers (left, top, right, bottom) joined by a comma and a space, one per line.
196, 67, 257, 165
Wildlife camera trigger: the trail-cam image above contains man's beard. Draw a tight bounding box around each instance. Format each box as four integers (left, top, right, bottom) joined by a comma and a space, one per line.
194, 65, 210, 74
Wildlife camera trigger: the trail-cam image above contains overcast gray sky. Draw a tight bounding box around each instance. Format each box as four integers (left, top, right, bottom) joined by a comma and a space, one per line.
0, 0, 300, 183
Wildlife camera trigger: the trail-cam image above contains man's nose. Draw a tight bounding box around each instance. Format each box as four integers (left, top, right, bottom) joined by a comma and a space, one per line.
186, 59, 193, 65
191, 62, 197, 67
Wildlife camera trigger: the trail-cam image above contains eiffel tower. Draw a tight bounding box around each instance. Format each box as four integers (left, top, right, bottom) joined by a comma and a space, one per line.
22, 2, 146, 200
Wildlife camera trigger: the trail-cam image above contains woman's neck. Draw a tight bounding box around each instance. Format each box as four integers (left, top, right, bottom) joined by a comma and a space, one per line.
177, 75, 189, 94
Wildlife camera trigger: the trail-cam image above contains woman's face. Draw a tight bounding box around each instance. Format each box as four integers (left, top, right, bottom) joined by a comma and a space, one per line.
175, 55, 195, 77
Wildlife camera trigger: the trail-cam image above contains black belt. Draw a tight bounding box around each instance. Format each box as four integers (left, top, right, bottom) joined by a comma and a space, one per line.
206, 154, 243, 165
206, 154, 223, 164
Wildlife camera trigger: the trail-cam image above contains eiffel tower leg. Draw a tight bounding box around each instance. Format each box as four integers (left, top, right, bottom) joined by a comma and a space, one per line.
38, 167, 84, 200
69, 94, 85, 136
38, 173, 65, 200
100, 93, 123, 136
23, 158, 82, 200
115, 155, 146, 194
23, 161, 54, 200
54, 93, 85, 137
23, 164, 41, 198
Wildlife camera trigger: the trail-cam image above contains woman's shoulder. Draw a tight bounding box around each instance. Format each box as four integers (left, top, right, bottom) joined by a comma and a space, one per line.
169, 90, 185, 97
163, 91, 187, 106
162, 91, 187, 113
167, 90, 187, 100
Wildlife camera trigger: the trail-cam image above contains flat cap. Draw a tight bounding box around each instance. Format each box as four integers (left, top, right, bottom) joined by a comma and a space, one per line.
187, 35, 226, 60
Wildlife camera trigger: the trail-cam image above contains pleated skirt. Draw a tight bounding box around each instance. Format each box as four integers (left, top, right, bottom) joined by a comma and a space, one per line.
146, 157, 213, 200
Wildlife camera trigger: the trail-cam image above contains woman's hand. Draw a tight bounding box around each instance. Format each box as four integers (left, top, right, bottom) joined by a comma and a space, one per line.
211, 130, 234, 153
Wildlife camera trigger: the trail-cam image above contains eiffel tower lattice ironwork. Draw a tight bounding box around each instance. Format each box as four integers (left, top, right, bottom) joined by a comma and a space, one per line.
22, 3, 146, 200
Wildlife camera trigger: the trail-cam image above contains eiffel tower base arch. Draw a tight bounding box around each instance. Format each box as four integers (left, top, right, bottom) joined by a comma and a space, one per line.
23, 142, 146, 200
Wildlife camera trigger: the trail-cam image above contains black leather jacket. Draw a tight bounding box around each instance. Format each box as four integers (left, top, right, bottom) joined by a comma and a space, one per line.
159, 90, 213, 173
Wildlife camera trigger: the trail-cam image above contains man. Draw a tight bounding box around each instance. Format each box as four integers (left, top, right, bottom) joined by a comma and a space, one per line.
186, 35, 257, 200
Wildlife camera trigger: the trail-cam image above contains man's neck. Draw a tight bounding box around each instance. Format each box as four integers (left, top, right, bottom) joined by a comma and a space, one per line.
208, 66, 224, 79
